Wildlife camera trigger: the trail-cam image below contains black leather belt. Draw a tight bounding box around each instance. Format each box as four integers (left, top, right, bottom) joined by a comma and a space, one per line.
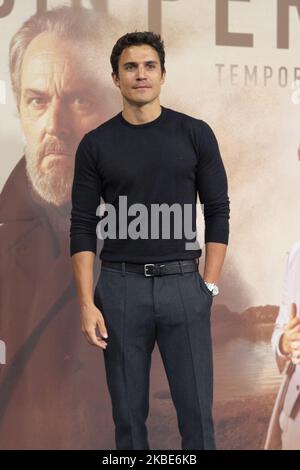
101, 258, 199, 277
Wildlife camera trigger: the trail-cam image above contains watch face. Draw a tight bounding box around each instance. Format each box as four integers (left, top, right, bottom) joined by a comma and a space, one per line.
212, 286, 219, 295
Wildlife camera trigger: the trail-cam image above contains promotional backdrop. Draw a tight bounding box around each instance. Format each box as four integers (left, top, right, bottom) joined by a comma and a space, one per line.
0, 0, 299, 450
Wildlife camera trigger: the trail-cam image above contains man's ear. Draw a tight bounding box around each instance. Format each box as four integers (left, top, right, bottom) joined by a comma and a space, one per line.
111, 72, 120, 88
161, 70, 166, 85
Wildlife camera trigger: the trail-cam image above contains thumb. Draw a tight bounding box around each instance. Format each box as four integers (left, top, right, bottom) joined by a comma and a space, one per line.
98, 318, 108, 338
290, 302, 297, 320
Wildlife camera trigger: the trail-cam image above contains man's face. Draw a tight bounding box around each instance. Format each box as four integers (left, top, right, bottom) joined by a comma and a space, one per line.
19, 32, 108, 207
111, 44, 165, 106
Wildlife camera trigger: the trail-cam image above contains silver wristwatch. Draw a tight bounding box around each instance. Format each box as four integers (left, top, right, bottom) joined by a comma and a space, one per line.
204, 282, 219, 297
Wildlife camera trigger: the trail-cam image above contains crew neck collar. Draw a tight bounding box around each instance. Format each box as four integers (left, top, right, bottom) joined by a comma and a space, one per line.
118, 106, 166, 129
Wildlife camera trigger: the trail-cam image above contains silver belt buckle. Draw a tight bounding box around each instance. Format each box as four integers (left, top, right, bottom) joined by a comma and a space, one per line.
144, 263, 155, 277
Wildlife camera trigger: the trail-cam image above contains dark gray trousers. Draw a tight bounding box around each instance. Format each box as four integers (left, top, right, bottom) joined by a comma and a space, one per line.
94, 262, 216, 450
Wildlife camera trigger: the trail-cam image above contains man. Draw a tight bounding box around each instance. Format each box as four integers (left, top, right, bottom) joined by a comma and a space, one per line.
70, 31, 230, 450
264, 148, 300, 450
0, 6, 116, 449
264, 240, 300, 450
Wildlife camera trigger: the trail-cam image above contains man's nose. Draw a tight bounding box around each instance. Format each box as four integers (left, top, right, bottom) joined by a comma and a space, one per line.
136, 65, 147, 79
45, 99, 70, 137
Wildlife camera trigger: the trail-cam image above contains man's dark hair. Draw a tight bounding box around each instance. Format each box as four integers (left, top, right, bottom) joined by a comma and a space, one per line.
110, 31, 165, 77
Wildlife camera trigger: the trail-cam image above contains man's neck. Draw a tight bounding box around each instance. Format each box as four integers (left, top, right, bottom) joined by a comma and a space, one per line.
121, 101, 162, 125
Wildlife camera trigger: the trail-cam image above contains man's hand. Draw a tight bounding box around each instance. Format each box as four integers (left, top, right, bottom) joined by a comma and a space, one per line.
280, 303, 300, 363
80, 303, 108, 350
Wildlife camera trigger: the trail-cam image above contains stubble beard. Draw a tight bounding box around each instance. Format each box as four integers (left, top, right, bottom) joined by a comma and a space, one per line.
24, 143, 73, 207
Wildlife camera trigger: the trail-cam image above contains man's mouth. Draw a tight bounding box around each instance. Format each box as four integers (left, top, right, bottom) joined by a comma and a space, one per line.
44, 152, 72, 157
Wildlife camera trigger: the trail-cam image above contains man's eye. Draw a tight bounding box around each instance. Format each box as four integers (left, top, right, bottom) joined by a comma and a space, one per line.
74, 97, 88, 104
147, 64, 155, 69
125, 65, 134, 70
72, 97, 92, 108
27, 97, 46, 106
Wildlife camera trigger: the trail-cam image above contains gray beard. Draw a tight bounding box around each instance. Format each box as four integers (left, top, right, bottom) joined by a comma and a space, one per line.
24, 144, 73, 207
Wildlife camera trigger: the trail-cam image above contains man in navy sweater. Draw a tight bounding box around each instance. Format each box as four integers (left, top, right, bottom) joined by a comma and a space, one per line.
70, 31, 230, 450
